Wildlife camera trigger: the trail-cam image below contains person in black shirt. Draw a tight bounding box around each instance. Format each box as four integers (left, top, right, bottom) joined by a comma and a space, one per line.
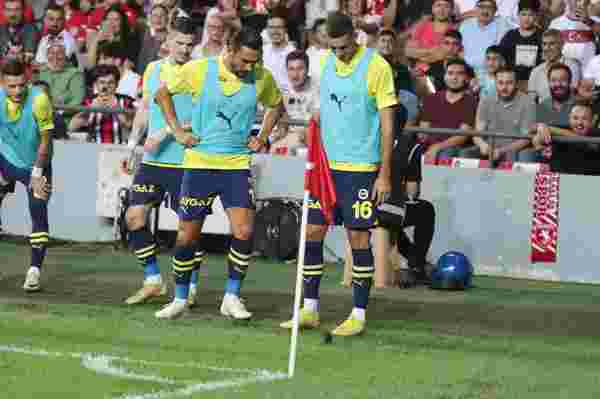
381, 104, 436, 286
499, 0, 543, 86
532, 101, 600, 175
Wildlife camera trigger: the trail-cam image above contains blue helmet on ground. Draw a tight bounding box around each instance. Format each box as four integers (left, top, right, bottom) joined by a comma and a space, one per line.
430, 251, 473, 290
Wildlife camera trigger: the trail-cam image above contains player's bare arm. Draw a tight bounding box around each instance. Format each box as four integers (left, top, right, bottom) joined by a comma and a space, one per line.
31, 129, 51, 200
250, 100, 285, 151
372, 106, 394, 205
154, 86, 198, 147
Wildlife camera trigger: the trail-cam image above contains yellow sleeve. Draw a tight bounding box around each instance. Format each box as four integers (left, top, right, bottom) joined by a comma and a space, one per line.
256, 66, 282, 108
33, 92, 54, 132
166, 59, 209, 98
367, 53, 398, 110
142, 62, 157, 101
319, 51, 330, 76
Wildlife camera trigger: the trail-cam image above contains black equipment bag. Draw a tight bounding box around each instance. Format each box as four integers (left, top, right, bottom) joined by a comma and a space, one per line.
253, 199, 302, 261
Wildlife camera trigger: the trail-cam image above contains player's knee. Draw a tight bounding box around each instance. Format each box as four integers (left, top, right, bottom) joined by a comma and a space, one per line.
232, 223, 253, 241
347, 229, 370, 249
306, 224, 328, 241
125, 207, 146, 231
175, 222, 200, 247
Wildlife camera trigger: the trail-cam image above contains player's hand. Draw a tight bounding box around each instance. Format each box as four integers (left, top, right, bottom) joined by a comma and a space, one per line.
247, 136, 266, 152
30, 176, 50, 201
144, 137, 162, 153
174, 127, 199, 147
372, 174, 392, 206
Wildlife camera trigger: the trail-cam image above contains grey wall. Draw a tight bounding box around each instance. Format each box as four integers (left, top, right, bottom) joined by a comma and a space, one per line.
3, 145, 600, 284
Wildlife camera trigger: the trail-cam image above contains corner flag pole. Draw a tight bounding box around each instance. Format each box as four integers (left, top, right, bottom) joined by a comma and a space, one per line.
287, 163, 313, 378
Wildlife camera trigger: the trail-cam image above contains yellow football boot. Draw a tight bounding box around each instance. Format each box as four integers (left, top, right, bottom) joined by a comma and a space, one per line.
279, 308, 320, 329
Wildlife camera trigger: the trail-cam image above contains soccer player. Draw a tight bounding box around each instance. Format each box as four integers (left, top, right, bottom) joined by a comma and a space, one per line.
281, 12, 397, 336
123, 19, 200, 306
0, 60, 54, 292
153, 26, 284, 319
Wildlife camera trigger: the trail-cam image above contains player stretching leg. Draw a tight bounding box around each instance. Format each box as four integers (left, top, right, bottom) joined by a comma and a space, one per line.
124, 20, 202, 306
153, 26, 284, 319
0, 60, 55, 291
281, 12, 397, 336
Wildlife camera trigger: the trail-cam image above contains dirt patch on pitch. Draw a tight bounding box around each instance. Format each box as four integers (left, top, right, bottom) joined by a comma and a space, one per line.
2, 242, 600, 339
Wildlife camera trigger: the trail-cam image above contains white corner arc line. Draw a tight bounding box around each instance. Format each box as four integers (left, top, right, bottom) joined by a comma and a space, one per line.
0, 344, 288, 399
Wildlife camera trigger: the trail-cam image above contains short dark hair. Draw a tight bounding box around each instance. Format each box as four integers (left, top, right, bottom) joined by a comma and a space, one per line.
93, 64, 120, 84
46, 3, 65, 16
444, 30, 462, 42
572, 99, 593, 112
286, 50, 309, 69
486, 45, 506, 59
172, 16, 196, 36
326, 11, 354, 39
445, 57, 469, 72
228, 26, 262, 51
379, 28, 396, 39
98, 41, 126, 61
269, 6, 288, 24
547, 62, 572, 83
495, 65, 517, 78
1, 59, 26, 77
312, 18, 326, 33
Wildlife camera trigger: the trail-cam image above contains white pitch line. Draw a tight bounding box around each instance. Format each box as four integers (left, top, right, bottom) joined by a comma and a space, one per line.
0, 344, 288, 399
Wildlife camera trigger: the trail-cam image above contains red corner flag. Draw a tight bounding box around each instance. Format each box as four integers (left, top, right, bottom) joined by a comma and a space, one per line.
304, 118, 337, 224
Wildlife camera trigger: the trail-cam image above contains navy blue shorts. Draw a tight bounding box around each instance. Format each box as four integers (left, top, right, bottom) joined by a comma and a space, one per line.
178, 169, 254, 221
129, 163, 183, 211
0, 152, 51, 232
307, 170, 377, 229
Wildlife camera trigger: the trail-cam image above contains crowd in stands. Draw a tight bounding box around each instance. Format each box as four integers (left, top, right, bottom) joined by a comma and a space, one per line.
5, 0, 600, 175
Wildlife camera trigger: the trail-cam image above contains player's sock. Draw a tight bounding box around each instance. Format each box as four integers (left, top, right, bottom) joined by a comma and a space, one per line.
302, 240, 324, 311
29, 232, 49, 270
351, 248, 374, 320
225, 238, 252, 297
190, 250, 205, 290
172, 246, 195, 301
130, 227, 161, 283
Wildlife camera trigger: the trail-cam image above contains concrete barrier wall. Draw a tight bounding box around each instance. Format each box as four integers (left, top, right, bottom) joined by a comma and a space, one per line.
3, 143, 600, 284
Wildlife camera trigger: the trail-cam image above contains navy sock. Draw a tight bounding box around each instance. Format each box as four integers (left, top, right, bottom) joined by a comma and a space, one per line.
351, 248, 374, 309
190, 250, 205, 287
130, 228, 160, 279
302, 240, 324, 300
172, 246, 195, 300
226, 238, 252, 296
30, 232, 49, 269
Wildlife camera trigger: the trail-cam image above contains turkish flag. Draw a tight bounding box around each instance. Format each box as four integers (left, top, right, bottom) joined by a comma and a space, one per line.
305, 119, 337, 225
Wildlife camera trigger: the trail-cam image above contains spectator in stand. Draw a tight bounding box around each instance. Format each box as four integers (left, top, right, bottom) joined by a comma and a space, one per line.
459, 0, 511, 78
342, 0, 380, 47
191, 12, 225, 59
306, 0, 338, 33
532, 101, 600, 174
499, 0, 543, 88
524, 62, 575, 161
35, 4, 78, 67
136, 3, 169, 73
0, 0, 33, 25
305, 18, 328, 81
464, 66, 537, 161
528, 28, 581, 101
263, 8, 295, 92
382, 0, 434, 34
270, 50, 319, 155
419, 58, 476, 162
1, 38, 35, 80
471, 45, 507, 98
0, 0, 38, 64
455, 0, 521, 26
62, 0, 91, 51
377, 29, 418, 123
68, 64, 135, 144
97, 41, 141, 99
426, 30, 465, 92
37, 42, 86, 127
87, 5, 141, 69
405, 0, 456, 75
88, 0, 138, 29
548, 0, 595, 70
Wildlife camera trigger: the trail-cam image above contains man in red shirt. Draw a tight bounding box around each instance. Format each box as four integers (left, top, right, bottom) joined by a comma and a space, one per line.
0, 0, 33, 25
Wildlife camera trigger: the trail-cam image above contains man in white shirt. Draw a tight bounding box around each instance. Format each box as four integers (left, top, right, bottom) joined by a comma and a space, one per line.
270, 50, 319, 155
262, 9, 296, 92
548, 0, 596, 69
35, 4, 77, 65
97, 42, 141, 100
